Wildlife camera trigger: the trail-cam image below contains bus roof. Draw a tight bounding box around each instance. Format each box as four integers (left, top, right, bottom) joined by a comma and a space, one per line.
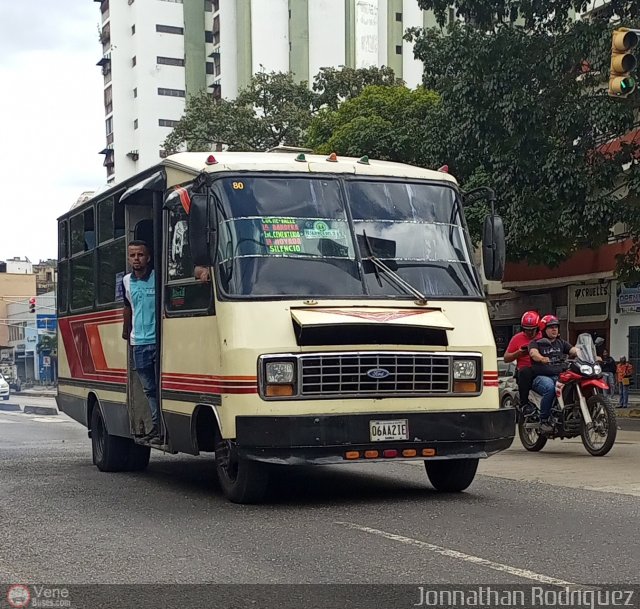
164, 151, 458, 184
61, 152, 458, 218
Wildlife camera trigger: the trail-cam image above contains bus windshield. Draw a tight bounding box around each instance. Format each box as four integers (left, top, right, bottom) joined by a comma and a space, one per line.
213, 176, 482, 299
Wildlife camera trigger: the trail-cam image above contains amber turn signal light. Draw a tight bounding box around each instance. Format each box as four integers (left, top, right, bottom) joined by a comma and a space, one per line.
265, 384, 294, 397
345, 451, 360, 460
422, 448, 436, 457
454, 381, 478, 393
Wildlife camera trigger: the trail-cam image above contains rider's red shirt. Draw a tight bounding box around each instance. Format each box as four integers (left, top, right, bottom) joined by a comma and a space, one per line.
506, 331, 540, 369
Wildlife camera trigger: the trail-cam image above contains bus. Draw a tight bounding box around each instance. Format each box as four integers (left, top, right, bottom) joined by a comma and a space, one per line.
56, 151, 514, 503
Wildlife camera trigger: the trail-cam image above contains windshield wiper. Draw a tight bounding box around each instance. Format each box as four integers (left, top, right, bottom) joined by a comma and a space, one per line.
361, 230, 428, 304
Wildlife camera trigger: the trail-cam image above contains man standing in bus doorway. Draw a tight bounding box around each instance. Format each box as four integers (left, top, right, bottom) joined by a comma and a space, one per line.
122, 240, 160, 443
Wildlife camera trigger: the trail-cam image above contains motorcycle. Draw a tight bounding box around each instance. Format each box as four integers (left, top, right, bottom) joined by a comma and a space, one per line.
517, 333, 617, 456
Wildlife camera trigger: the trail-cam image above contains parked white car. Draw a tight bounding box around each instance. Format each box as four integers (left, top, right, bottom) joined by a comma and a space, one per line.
498, 358, 518, 409
0, 373, 10, 400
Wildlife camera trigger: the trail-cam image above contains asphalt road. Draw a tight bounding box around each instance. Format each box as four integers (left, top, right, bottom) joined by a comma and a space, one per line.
0, 396, 638, 589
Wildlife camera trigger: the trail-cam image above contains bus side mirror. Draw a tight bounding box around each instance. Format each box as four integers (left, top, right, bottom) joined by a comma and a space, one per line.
189, 192, 212, 266
482, 214, 505, 281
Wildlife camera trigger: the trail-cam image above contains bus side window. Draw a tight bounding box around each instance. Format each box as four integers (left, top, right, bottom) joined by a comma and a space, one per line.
166, 206, 212, 314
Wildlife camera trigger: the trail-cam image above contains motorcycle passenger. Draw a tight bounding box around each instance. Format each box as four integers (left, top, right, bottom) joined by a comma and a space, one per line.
503, 311, 541, 408
529, 315, 578, 433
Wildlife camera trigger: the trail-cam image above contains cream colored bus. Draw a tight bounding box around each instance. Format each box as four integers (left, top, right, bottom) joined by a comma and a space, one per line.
56, 151, 514, 503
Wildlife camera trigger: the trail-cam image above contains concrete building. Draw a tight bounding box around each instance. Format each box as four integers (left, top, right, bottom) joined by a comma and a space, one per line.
32, 260, 58, 296
6, 292, 56, 383
94, 0, 445, 183
0, 257, 33, 275
0, 273, 36, 351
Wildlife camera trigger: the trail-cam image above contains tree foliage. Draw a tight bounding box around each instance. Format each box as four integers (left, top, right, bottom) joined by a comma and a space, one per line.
164, 66, 402, 153
406, 3, 640, 269
307, 85, 440, 166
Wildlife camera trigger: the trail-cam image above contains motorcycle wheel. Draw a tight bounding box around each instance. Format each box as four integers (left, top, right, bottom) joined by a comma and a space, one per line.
581, 394, 617, 457
518, 420, 547, 452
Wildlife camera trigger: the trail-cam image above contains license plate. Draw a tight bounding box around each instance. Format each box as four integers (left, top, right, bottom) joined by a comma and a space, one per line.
369, 419, 409, 442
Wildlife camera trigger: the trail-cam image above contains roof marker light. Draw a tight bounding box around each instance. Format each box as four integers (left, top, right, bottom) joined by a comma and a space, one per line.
326, 152, 338, 162
295, 153, 306, 162
205, 155, 218, 165
357, 155, 370, 165
437, 164, 449, 173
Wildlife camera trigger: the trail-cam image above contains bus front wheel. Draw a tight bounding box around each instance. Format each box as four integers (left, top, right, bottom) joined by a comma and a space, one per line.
91, 407, 149, 472
214, 432, 269, 504
424, 458, 479, 492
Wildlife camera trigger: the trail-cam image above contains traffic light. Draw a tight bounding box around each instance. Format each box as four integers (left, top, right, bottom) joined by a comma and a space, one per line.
609, 28, 638, 98
28, 297, 36, 314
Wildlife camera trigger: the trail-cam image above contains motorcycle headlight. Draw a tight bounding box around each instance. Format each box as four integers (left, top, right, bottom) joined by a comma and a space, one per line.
453, 359, 477, 380
593, 364, 602, 375
580, 364, 594, 375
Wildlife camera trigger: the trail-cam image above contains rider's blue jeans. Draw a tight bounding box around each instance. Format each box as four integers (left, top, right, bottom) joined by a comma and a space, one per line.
532, 375, 557, 422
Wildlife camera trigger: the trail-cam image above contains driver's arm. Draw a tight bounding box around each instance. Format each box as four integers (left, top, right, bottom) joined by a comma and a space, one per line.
529, 348, 550, 365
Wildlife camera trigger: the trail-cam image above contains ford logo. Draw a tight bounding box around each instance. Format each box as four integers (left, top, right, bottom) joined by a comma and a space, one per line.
367, 368, 391, 379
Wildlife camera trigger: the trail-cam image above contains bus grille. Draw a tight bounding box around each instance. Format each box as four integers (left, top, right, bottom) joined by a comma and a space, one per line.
300, 353, 451, 397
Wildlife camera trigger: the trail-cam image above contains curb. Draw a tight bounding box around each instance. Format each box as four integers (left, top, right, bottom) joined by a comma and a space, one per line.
0, 403, 21, 412
614, 407, 640, 418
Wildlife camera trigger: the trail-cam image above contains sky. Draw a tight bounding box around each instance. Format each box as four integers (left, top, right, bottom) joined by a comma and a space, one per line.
0, 1, 106, 263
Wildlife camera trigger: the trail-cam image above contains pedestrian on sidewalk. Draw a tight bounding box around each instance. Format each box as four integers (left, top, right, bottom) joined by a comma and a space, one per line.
616, 357, 633, 408
601, 349, 617, 397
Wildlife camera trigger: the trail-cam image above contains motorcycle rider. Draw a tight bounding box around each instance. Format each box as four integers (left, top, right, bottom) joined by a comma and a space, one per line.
503, 311, 541, 408
529, 315, 578, 433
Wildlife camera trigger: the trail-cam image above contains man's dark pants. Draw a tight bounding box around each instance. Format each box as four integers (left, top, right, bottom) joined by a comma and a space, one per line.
516, 366, 534, 406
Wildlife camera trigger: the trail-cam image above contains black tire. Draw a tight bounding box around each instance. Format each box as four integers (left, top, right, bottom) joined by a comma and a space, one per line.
3, 396, 8, 401
91, 407, 133, 472
501, 394, 515, 410
214, 431, 269, 504
424, 458, 479, 492
126, 442, 151, 471
518, 421, 548, 452
581, 394, 617, 457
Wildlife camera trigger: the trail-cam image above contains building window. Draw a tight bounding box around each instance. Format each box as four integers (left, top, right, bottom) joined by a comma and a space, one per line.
395, 45, 403, 55
134, 119, 138, 129
133, 87, 138, 98
131, 24, 136, 35
157, 56, 185, 66
213, 0, 219, 11
395, 12, 402, 21
105, 117, 113, 136
158, 87, 186, 97
132, 56, 137, 67
156, 24, 184, 35
104, 86, 113, 114
159, 119, 180, 127
205, 0, 212, 11
205, 31, 214, 43
206, 62, 214, 75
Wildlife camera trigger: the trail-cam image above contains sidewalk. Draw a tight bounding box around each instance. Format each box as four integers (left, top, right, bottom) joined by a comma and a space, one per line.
612, 394, 640, 418
17, 387, 57, 398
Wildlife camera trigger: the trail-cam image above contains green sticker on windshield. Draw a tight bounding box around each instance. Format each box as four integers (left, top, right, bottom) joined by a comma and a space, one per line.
303, 220, 343, 240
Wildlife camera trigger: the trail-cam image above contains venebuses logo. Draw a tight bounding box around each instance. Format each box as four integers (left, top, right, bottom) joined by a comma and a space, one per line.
6, 584, 31, 608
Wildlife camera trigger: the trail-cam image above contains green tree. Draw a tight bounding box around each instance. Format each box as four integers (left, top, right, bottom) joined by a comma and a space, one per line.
307, 85, 440, 167
164, 66, 403, 154
407, 3, 640, 268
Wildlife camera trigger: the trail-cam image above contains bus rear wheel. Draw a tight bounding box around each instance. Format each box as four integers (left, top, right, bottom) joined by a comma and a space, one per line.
214, 432, 268, 504
424, 458, 479, 492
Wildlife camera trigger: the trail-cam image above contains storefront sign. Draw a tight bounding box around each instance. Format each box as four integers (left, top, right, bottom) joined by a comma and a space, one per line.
568, 282, 609, 322
488, 293, 552, 321
617, 283, 640, 314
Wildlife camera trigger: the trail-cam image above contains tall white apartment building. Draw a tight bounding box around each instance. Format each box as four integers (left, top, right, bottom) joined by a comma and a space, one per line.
95, 0, 442, 183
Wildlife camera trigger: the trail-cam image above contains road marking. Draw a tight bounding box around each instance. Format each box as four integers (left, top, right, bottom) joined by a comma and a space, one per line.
336, 522, 577, 586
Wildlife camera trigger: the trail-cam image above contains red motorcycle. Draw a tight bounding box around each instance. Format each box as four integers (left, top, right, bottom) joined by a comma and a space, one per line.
518, 334, 617, 456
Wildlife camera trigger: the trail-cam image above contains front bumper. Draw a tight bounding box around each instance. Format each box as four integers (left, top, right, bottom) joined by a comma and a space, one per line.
235, 408, 515, 465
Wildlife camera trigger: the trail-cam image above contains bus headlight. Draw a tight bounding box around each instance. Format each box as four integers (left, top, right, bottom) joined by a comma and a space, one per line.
266, 362, 295, 384
453, 360, 477, 380
263, 360, 297, 397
